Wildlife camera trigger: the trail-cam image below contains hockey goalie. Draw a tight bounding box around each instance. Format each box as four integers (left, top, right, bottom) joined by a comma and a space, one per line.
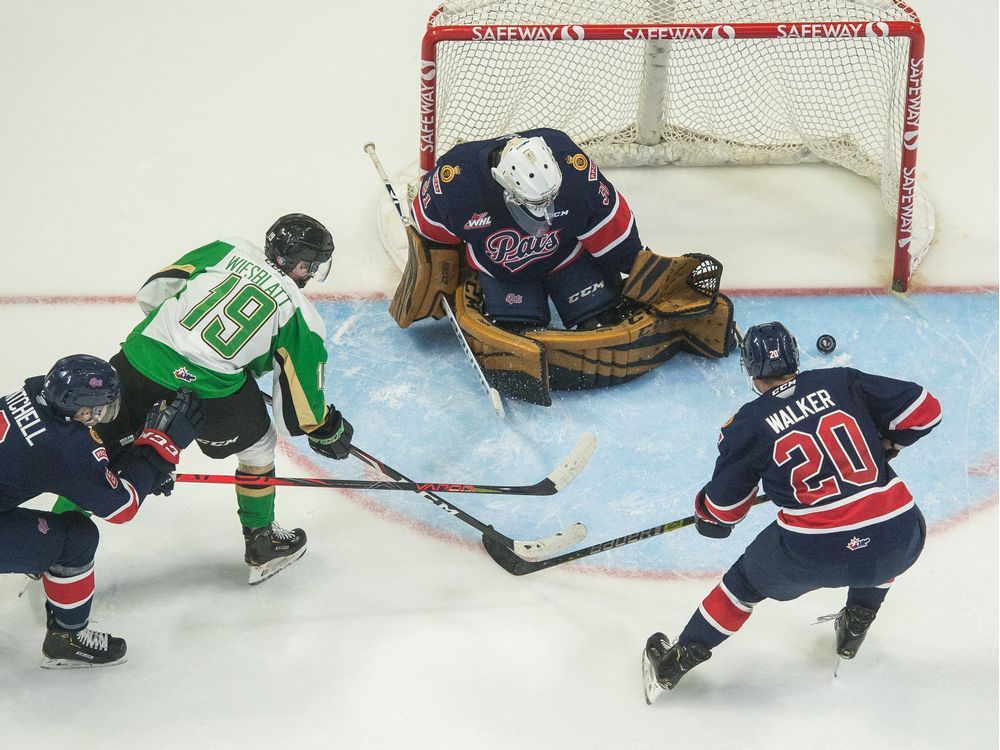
392, 129, 735, 406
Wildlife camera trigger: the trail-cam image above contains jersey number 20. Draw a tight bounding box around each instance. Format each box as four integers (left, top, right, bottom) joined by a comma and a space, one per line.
773, 410, 878, 504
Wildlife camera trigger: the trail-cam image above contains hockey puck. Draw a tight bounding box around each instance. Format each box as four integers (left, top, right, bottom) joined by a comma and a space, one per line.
816, 334, 837, 354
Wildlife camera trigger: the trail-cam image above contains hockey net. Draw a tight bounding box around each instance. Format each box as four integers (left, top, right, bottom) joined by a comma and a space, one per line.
408, 0, 932, 291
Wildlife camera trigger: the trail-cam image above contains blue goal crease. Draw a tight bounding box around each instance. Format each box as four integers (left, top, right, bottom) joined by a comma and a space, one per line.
277, 292, 998, 574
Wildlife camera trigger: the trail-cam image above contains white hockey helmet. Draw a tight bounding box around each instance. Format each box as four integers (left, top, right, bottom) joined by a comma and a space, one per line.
491, 136, 563, 231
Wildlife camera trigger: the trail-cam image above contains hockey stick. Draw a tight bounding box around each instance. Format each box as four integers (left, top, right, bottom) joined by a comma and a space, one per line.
349, 444, 587, 561
363, 141, 505, 418
483, 494, 771, 575
257, 390, 588, 560
174, 431, 596, 496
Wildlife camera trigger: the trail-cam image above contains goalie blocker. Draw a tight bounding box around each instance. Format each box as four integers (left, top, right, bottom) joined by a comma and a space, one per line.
390, 237, 735, 405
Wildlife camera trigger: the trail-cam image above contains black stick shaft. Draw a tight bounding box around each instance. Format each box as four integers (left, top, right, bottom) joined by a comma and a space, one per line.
484, 495, 770, 575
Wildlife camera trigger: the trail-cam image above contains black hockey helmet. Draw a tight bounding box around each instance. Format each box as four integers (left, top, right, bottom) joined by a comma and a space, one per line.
264, 213, 334, 283
740, 322, 799, 382
42, 354, 121, 424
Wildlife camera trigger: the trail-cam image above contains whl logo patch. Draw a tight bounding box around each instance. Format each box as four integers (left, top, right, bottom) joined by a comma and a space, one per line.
173, 367, 196, 383
464, 212, 492, 230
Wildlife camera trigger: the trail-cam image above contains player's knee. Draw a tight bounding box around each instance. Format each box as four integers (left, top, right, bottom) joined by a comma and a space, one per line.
56, 513, 100, 569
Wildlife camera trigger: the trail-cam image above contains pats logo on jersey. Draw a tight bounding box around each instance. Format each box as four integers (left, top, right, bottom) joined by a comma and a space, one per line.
173, 367, 196, 383
484, 228, 561, 273
504, 293, 523, 305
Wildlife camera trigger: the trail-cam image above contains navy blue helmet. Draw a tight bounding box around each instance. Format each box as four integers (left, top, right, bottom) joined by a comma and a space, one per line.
265, 213, 334, 282
740, 322, 799, 381
42, 354, 121, 423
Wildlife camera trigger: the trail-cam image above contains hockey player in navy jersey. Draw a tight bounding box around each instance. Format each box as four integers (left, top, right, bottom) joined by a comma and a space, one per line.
0, 355, 203, 667
642, 322, 942, 704
411, 128, 642, 331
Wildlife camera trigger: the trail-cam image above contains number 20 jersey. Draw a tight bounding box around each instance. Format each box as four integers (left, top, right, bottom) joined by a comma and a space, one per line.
702, 367, 942, 535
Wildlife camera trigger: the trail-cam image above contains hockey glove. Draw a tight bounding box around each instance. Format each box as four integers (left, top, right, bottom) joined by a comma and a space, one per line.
694, 490, 733, 539
135, 388, 206, 465
308, 407, 354, 460
880, 437, 903, 462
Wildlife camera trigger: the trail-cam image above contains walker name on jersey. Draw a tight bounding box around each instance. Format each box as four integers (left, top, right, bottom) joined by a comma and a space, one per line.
764, 389, 836, 434
2, 389, 46, 446
485, 228, 561, 273
224, 256, 293, 307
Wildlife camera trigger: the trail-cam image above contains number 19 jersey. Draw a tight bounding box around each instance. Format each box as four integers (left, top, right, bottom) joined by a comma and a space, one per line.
122, 238, 328, 431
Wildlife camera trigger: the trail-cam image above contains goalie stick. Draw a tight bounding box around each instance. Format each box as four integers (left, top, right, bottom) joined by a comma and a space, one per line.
363, 141, 505, 418
174, 431, 596, 496
483, 495, 771, 575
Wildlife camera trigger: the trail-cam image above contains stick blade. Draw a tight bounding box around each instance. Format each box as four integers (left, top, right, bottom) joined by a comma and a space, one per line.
513, 522, 587, 561
546, 432, 597, 491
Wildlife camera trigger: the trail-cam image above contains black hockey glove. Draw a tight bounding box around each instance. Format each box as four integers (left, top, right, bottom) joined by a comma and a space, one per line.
308, 406, 354, 460
135, 388, 206, 465
880, 437, 903, 462
694, 490, 733, 539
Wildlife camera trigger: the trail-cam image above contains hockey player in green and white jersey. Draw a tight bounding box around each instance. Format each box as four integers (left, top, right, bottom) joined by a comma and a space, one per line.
58, 214, 353, 584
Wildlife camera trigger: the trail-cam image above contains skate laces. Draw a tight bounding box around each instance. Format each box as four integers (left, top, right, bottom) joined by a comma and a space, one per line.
270, 523, 296, 541
76, 628, 110, 651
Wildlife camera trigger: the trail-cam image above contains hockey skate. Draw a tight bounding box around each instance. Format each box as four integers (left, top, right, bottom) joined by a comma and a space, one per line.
641, 632, 712, 705
41, 615, 127, 669
834, 605, 878, 659
243, 522, 307, 585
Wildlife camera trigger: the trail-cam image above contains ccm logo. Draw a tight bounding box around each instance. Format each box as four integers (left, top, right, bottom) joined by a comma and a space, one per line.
139, 429, 179, 459
568, 281, 605, 303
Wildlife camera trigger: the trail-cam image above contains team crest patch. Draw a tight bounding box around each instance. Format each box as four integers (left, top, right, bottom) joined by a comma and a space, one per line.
439, 164, 460, 183
464, 212, 492, 230
505, 293, 523, 305
846, 536, 871, 551
567, 153, 589, 171
173, 367, 196, 383
37, 518, 49, 535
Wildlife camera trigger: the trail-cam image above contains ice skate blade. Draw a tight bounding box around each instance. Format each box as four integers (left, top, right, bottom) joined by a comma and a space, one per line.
642, 649, 667, 705
40, 655, 127, 669
247, 547, 307, 586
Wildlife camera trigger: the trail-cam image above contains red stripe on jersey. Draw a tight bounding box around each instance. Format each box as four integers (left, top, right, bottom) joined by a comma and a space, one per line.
580, 191, 635, 256
704, 488, 758, 524
411, 193, 460, 245
890, 390, 942, 431
777, 479, 914, 534
103, 479, 140, 524
699, 583, 753, 636
43, 569, 95, 608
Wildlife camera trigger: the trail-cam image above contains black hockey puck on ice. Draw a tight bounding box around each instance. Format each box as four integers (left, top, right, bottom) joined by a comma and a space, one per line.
816, 334, 837, 354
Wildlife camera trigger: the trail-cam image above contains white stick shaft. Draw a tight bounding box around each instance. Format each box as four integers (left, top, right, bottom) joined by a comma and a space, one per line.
363, 142, 409, 228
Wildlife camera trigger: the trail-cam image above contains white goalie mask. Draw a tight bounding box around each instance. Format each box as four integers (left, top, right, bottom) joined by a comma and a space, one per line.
491, 136, 563, 236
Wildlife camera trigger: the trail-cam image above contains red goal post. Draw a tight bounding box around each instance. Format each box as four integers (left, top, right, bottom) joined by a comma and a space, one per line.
415, 0, 932, 292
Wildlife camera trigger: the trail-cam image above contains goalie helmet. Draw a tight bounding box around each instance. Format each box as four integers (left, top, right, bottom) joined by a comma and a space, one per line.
42, 354, 121, 424
740, 322, 799, 391
265, 213, 334, 284
491, 136, 563, 236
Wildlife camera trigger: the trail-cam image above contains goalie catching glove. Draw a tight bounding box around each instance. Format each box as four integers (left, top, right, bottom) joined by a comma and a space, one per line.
308, 406, 354, 460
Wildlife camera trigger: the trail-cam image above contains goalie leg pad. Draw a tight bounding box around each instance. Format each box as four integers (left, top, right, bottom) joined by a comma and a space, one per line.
454, 279, 551, 406
389, 227, 460, 328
